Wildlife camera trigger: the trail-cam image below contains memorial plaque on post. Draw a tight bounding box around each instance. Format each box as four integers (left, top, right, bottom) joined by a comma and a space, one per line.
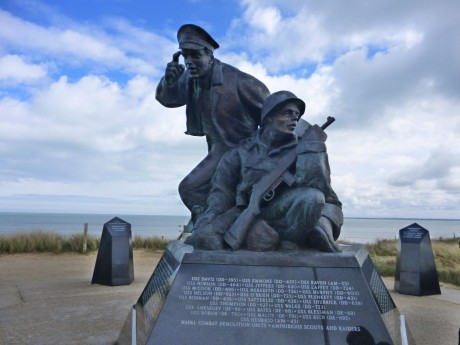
92, 217, 134, 286
117, 242, 415, 345
395, 222, 441, 296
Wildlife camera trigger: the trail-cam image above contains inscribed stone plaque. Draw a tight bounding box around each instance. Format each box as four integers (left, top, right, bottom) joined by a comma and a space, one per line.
400, 224, 426, 244
117, 241, 193, 345
148, 264, 393, 344
395, 223, 441, 296
142, 244, 412, 344
117, 243, 414, 345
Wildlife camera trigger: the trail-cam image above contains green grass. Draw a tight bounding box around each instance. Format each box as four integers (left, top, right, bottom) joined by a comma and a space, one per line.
367, 237, 460, 287
432, 239, 460, 286
0, 230, 168, 254
132, 234, 169, 251
2, 231, 459, 287
0, 231, 66, 254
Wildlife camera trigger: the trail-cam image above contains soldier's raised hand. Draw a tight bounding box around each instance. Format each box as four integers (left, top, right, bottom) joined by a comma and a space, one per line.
165, 51, 185, 85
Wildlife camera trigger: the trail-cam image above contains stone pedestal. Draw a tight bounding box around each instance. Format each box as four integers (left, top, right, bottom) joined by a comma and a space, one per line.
91, 217, 134, 286
394, 223, 441, 296
117, 242, 413, 345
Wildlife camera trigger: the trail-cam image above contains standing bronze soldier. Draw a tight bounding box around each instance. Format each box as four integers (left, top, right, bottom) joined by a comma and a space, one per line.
156, 24, 270, 224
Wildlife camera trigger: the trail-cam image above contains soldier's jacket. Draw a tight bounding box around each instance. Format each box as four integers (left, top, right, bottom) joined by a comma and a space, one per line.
204, 129, 343, 239
156, 59, 270, 148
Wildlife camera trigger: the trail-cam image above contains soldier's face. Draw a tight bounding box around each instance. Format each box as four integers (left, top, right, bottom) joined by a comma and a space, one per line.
182, 49, 213, 79
267, 103, 300, 135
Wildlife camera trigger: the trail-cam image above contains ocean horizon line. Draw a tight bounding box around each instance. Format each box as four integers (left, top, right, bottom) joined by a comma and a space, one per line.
1, 213, 459, 243
1, 211, 459, 222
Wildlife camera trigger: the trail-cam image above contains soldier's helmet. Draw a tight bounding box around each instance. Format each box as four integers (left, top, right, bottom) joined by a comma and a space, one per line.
261, 91, 306, 124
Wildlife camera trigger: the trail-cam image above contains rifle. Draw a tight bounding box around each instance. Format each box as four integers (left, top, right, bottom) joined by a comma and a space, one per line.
223, 116, 335, 250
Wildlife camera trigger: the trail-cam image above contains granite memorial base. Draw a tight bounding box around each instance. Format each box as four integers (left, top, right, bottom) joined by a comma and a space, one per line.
91, 217, 134, 286
395, 222, 441, 296
117, 241, 413, 345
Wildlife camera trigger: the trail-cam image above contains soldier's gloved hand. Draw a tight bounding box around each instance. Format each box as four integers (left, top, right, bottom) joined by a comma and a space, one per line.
297, 124, 327, 155
302, 124, 327, 142
165, 51, 185, 85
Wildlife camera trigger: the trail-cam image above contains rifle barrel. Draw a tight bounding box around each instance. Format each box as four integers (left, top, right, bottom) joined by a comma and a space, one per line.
321, 116, 335, 130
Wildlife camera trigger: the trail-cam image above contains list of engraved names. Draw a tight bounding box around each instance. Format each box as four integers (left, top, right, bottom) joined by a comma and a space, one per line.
178, 276, 363, 332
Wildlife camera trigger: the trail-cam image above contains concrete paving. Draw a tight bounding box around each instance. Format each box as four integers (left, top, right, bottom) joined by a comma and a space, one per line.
0, 251, 161, 345
0, 251, 459, 345
382, 277, 460, 345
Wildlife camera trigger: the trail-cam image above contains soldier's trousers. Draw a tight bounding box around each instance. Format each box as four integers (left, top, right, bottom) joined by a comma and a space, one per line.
260, 186, 325, 245
178, 142, 230, 214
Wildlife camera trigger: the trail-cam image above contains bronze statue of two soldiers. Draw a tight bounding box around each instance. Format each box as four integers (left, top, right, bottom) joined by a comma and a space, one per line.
156, 24, 343, 253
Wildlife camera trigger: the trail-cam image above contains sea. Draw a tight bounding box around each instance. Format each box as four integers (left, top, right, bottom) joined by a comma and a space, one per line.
1, 212, 459, 244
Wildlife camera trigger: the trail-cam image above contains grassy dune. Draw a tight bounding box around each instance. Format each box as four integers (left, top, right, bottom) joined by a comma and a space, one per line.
368, 238, 460, 286
1, 231, 459, 286
0, 230, 168, 254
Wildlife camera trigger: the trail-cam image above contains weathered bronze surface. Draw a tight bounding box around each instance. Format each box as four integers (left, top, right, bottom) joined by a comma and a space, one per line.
157, 25, 342, 252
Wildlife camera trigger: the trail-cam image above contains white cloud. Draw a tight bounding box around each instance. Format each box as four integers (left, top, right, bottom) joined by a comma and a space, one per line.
328, 94, 460, 218
0, 54, 47, 83
0, 9, 174, 76
233, 0, 459, 82
0, 72, 207, 200
1, 0, 460, 218
244, 5, 281, 35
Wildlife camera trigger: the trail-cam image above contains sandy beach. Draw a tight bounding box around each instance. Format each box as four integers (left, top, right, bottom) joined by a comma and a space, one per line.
0, 250, 459, 345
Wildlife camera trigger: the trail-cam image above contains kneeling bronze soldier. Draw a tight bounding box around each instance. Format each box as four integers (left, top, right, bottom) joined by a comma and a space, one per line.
186, 91, 343, 252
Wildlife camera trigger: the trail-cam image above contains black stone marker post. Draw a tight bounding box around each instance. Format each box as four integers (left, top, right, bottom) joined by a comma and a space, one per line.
92, 217, 134, 286
394, 223, 441, 296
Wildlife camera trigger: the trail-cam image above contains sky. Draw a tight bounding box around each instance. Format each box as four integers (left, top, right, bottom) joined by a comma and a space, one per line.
1, 0, 459, 218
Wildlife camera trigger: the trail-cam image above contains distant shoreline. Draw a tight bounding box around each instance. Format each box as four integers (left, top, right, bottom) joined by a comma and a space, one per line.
2, 214, 460, 244
2, 211, 459, 221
